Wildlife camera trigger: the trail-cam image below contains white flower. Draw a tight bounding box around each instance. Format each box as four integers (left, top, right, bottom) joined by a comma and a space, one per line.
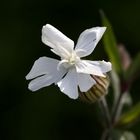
26, 24, 112, 99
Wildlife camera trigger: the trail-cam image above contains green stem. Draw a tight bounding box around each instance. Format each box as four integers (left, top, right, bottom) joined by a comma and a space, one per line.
111, 93, 123, 124
100, 97, 111, 128
99, 97, 112, 140
100, 97, 112, 140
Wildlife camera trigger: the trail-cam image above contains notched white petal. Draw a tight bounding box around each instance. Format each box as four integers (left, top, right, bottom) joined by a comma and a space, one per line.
57, 69, 78, 99
75, 27, 106, 57
28, 67, 66, 91
28, 75, 55, 91
26, 57, 60, 80
41, 24, 74, 55
26, 56, 67, 92
85, 60, 112, 73
76, 60, 106, 77
28, 67, 67, 92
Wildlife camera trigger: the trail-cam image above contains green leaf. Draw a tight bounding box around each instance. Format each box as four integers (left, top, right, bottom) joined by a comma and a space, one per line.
100, 10, 122, 74
116, 102, 140, 127
125, 52, 140, 82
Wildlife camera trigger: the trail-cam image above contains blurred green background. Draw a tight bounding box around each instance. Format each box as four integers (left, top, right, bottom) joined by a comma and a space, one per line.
1, 0, 140, 139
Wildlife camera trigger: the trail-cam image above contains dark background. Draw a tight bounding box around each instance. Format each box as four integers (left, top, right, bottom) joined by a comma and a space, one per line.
1, 0, 140, 139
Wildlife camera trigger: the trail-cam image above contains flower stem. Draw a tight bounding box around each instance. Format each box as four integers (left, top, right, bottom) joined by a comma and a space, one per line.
111, 93, 123, 124
99, 97, 111, 129
99, 97, 113, 140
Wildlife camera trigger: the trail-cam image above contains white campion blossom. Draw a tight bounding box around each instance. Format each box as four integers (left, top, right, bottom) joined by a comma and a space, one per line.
26, 24, 112, 99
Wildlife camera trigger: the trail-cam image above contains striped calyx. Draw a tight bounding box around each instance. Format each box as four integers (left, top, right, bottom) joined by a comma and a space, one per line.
79, 74, 110, 103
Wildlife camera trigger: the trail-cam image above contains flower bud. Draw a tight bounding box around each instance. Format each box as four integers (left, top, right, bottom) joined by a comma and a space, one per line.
118, 44, 131, 71
79, 74, 110, 103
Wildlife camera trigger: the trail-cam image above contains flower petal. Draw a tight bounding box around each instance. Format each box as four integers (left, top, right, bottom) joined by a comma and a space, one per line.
78, 73, 96, 92
85, 60, 112, 73
57, 69, 78, 99
75, 27, 106, 57
76, 60, 110, 77
42, 24, 74, 57
50, 43, 71, 59
28, 71, 66, 91
26, 57, 61, 80
27, 57, 67, 91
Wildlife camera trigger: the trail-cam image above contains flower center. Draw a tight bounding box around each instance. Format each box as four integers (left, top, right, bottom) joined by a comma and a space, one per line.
58, 51, 80, 70
69, 52, 79, 64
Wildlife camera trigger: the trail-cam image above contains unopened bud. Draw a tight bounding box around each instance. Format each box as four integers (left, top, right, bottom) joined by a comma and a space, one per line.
118, 44, 131, 70
79, 75, 110, 103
